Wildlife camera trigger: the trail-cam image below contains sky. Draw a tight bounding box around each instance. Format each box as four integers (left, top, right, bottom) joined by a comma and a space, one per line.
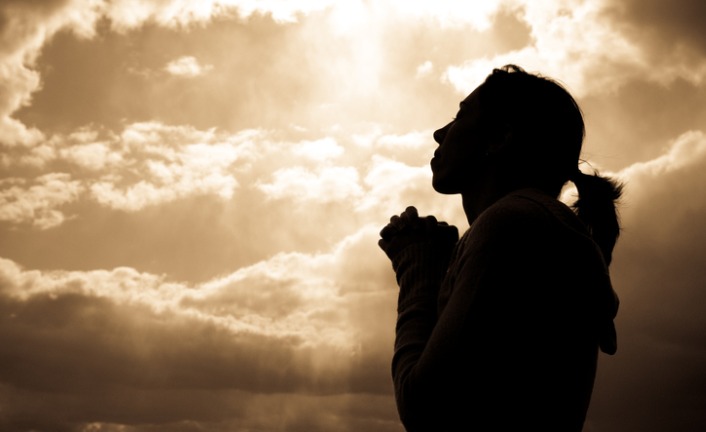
0, 0, 705, 431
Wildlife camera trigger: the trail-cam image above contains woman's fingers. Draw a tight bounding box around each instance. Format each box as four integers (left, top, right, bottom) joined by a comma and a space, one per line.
380, 224, 398, 240
404, 206, 419, 219
399, 206, 421, 231
382, 206, 455, 242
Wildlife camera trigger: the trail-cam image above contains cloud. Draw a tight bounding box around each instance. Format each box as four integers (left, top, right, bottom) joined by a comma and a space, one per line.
0, 225, 398, 430
618, 130, 706, 215
291, 137, 344, 161
584, 129, 706, 431
383, 0, 504, 31
442, 0, 646, 97
164, 56, 214, 77
600, 0, 706, 89
415, 60, 434, 78
1, 120, 446, 229
90, 122, 259, 210
0, 0, 338, 148
0, 173, 83, 229
0, 1, 53, 146
102, 0, 336, 31
0, 122, 264, 223
255, 130, 457, 217
0, 0, 104, 146
374, 131, 431, 151
442, 0, 706, 98
359, 156, 429, 210
0, 224, 391, 365
257, 166, 363, 204
605, 0, 706, 55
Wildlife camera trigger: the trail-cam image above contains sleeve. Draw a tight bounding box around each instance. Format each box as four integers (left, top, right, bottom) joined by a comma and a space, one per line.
387, 234, 458, 431
391, 226, 492, 431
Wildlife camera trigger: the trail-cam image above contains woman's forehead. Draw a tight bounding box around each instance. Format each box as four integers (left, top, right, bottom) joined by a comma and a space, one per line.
458, 86, 483, 113
462, 86, 482, 104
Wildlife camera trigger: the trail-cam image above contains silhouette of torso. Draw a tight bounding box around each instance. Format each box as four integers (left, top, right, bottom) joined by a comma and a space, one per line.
392, 189, 618, 431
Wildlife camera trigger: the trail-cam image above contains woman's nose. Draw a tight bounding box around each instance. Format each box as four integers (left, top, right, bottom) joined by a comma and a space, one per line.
434, 124, 449, 144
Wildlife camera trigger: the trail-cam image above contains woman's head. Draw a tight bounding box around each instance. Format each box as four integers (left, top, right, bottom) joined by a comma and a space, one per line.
478, 65, 584, 191
432, 65, 623, 263
432, 65, 585, 197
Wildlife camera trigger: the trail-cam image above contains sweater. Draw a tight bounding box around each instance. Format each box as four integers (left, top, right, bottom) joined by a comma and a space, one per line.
389, 188, 619, 432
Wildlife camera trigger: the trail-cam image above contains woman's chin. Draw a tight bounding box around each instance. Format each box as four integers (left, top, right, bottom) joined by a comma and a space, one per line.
432, 176, 460, 195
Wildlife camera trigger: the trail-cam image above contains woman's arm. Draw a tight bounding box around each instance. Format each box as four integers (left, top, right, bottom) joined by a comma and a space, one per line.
379, 207, 459, 430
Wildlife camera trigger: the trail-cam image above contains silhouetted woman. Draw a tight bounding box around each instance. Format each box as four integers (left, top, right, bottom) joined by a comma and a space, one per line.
379, 65, 622, 431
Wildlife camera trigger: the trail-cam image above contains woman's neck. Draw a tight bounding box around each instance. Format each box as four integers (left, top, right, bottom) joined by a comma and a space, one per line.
461, 188, 502, 225
461, 181, 552, 225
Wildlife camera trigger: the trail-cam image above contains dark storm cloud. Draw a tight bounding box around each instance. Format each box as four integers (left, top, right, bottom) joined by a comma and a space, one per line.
0, 225, 398, 431
610, 0, 706, 54
0, 288, 389, 430
0, 291, 310, 394
585, 132, 706, 432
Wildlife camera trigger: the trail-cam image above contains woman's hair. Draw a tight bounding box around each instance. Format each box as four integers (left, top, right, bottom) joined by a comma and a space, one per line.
478, 64, 623, 264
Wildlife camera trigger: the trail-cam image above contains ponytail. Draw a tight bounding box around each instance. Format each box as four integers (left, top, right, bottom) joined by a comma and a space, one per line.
570, 170, 624, 266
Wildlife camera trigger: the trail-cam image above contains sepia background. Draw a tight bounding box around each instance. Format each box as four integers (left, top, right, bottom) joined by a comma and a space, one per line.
1, 0, 705, 431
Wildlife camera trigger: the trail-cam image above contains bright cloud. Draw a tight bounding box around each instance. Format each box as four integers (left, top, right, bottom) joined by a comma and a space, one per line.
619, 130, 706, 183
292, 137, 344, 161
616, 130, 706, 242
385, 0, 503, 30
258, 165, 363, 204
416, 60, 434, 78
0, 122, 266, 225
102, 0, 336, 30
164, 56, 213, 77
87, 123, 251, 211
0, 173, 82, 229
442, 0, 706, 97
1, 118, 444, 227
443, 0, 645, 97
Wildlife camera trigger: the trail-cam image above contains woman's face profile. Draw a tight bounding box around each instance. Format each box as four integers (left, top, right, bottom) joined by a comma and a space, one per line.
431, 86, 489, 194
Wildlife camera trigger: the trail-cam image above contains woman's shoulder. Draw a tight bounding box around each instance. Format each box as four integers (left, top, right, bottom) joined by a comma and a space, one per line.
477, 188, 587, 234
467, 188, 591, 252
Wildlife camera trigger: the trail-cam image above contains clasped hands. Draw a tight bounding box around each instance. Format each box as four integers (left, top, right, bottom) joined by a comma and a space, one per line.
378, 206, 459, 261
